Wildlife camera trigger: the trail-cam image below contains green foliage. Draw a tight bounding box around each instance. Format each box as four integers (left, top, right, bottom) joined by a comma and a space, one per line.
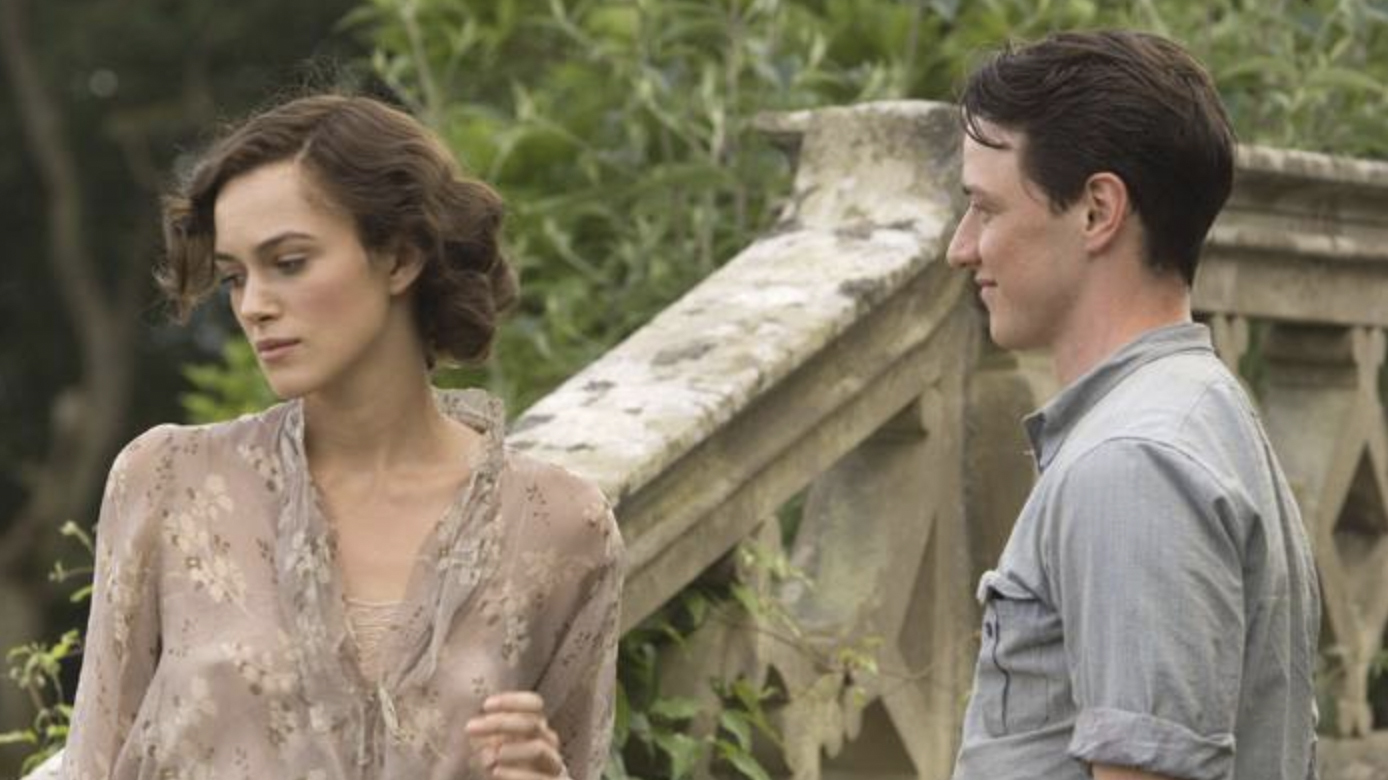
921, 0, 1388, 158
1, 523, 93, 774
180, 339, 278, 424
609, 584, 747, 780
0, 632, 79, 774
607, 573, 785, 780
607, 534, 879, 780
344, 0, 910, 411
1126, 0, 1388, 158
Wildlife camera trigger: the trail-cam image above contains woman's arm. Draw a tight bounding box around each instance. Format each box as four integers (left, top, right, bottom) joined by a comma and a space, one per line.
467, 497, 624, 780
65, 437, 163, 777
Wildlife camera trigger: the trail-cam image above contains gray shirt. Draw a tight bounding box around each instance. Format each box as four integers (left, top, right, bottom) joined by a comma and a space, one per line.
952, 323, 1319, 780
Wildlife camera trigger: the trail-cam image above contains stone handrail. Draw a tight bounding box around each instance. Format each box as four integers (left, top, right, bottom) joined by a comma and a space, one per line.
24, 101, 1388, 779
511, 101, 970, 634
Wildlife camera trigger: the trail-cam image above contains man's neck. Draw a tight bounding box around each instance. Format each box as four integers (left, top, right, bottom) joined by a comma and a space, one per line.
1051, 273, 1193, 387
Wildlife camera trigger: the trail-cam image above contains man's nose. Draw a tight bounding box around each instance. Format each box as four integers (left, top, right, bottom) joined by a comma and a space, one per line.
946, 219, 978, 269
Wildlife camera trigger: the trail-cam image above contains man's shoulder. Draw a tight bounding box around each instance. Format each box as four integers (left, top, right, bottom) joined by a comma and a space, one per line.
1075, 349, 1261, 459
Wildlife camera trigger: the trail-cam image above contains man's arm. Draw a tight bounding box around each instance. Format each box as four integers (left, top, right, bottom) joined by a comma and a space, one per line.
1093, 765, 1177, 780
1051, 439, 1245, 777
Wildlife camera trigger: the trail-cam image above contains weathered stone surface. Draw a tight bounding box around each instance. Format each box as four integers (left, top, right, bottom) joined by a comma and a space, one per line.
962, 344, 1056, 586
1260, 325, 1388, 737
1197, 145, 1388, 327
1321, 731, 1388, 780
508, 102, 963, 508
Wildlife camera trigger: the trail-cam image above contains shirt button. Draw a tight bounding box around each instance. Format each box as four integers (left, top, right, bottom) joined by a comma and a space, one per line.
984, 622, 995, 639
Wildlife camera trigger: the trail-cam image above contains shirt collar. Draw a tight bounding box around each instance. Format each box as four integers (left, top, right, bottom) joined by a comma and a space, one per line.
1023, 322, 1215, 472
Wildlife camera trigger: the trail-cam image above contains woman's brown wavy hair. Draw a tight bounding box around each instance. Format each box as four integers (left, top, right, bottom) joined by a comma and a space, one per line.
159, 93, 516, 366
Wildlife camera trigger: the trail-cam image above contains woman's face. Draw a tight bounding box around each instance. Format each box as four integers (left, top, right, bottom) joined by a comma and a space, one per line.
213, 161, 413, 399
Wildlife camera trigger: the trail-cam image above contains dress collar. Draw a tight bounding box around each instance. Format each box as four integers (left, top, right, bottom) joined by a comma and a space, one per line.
271, 387, 508, 769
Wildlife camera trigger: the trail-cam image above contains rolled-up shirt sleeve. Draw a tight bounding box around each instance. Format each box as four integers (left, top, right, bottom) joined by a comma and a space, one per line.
1045, 438, 1248, 780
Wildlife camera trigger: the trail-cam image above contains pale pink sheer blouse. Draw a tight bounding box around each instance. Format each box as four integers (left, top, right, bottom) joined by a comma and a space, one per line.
65, 389, 623, 780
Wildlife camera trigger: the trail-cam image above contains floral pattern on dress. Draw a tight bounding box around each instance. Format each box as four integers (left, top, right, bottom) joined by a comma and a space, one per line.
236, 443, 284, 493
164, 474, 248, 607
66, 389, 624, 780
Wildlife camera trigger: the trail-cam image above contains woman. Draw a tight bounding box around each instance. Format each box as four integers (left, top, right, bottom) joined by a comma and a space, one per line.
65, 93, 623, 780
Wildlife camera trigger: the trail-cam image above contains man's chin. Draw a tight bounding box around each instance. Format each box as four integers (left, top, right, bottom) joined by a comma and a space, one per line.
987, 327, 1044, 354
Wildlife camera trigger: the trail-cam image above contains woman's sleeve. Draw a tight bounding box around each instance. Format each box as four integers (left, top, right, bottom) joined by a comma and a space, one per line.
537, 497, 624, 780
65, 436, 164, 779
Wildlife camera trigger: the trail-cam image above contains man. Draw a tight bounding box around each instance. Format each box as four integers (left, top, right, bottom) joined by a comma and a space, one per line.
946, 31, 1320, 780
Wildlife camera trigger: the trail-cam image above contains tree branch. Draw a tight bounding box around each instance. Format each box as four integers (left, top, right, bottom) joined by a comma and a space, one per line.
0, 0, 139, 573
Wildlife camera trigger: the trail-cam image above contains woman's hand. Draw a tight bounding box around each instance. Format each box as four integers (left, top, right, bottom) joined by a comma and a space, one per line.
465, 691, 568, 780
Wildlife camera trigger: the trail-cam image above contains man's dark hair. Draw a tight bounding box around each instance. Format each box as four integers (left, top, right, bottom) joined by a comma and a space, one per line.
959, 30, 1235, 284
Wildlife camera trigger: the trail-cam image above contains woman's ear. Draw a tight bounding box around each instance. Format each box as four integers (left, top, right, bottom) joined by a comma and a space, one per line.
1081, 171, 1131, 256
387, 243, 426, 296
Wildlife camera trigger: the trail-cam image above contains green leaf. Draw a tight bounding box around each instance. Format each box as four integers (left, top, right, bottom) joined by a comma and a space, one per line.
612, 681, 631, 746
729, 582, 760, 618
723, 746, 774, 780
0, 730, 37, 746
628, 711, 652, 742
652, 731, 703, 780
649, 696, 702, 723
680, 590, 709, 627
719, 708, 753, 751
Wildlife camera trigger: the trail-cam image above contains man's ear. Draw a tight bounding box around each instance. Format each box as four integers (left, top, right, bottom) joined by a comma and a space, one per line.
1081, 172, 1131, 256
387, 243, 426, 296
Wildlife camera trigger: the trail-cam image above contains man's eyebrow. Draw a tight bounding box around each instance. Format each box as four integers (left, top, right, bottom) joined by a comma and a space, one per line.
961, 183, 994, 200
214, 231, 314, 263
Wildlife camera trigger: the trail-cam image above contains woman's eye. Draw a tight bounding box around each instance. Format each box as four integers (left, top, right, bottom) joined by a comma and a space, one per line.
218, 273, 245, 290
275, 256, 306, 274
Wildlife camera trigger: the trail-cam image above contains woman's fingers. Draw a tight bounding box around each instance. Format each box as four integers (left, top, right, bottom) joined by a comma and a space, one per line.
494, 738, 564, 774
466, 711, 548, 740
466, 691, 569, 779
482, 691, 545, 714
490, 768, 558, 780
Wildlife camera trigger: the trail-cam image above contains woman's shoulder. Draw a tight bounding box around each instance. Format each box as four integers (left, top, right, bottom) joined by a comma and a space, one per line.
502, 449, 622, 559
504, 448, 606, 499
111, 402, 295, 481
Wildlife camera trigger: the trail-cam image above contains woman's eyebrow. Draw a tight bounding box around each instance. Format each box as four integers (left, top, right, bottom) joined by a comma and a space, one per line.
214, 231, 315, 263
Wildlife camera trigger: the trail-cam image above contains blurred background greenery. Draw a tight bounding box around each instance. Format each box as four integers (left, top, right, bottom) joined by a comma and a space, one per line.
2, 0, 1386, 774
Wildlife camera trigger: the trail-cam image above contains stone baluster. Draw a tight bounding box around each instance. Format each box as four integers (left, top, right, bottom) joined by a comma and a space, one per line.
1259, 324, 1388, 737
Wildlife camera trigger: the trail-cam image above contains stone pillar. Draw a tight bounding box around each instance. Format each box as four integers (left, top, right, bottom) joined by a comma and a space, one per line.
782, 319, 976, 780
1259, 324, 1388, 737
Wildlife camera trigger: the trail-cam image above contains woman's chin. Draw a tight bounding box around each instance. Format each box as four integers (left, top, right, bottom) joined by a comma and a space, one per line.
263, 376, 313, 401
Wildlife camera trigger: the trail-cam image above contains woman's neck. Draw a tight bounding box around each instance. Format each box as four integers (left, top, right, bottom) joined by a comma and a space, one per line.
302, 370, 464, 477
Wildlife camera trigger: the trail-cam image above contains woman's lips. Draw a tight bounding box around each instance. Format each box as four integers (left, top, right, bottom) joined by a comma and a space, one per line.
254, 338, 299, 361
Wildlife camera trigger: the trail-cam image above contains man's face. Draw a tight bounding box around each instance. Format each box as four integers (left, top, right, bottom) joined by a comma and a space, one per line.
947, 124, 1088, 352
